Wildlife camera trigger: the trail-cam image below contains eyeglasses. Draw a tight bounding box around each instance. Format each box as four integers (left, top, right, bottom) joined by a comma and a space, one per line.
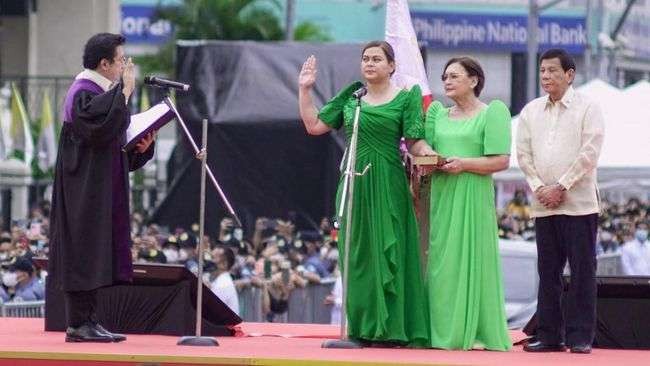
114, 55, 127, 64
441, 73, 467, 82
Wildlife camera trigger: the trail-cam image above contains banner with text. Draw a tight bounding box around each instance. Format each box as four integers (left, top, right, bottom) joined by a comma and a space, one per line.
412, 11, 586, 54
121, 5, 173, 44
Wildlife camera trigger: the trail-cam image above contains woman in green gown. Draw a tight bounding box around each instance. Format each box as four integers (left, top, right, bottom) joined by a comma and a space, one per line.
297, 41, 433, 346
424, 56, 512, 351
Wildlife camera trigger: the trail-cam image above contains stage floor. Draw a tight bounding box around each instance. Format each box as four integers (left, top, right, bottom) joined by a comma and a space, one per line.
0, 318, 648, 366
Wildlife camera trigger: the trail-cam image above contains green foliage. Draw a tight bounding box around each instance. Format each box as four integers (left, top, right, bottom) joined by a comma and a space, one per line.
135, 0, 331, 77
294, 21, 333, 42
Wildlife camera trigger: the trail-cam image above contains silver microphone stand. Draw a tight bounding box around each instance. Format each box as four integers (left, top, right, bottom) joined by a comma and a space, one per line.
322, 88, 370, 349
177, 119, 218, 346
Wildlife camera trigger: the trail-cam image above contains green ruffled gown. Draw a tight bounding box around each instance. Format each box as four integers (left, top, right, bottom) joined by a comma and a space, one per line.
318, 82, 429, 346
424, 100, 512, 351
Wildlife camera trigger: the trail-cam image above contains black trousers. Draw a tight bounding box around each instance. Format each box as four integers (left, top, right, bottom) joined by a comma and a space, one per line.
535, 213, 598, 346
64, 289, 98, 328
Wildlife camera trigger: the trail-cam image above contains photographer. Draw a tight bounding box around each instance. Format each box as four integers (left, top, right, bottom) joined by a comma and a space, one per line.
261, 254, 307, 322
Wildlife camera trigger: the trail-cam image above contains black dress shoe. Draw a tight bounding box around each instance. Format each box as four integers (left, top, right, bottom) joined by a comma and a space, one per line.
523, 340, 567, 352
570, 344, 592, 354
65, 323, 114, 343
93, 323, 127, 343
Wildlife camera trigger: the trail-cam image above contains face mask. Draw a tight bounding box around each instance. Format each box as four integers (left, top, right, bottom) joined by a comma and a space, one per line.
635, 230, 648, 243
2, 272, 18, 287
179, 249, 189, 261
600, 232, 613, 242
233, 228, 243, 241
163, 249, 179, 263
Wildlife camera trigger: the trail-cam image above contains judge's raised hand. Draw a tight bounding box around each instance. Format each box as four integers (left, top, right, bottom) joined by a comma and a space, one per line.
299, 55, 318, 90
135, 132, 155, 153
122, 57, 136, 99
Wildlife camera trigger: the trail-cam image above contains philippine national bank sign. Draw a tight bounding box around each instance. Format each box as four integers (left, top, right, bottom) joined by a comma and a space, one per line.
412, 10, 586, 54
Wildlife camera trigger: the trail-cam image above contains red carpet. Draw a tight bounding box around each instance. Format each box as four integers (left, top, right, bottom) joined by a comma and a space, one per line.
0, 318, 648, 365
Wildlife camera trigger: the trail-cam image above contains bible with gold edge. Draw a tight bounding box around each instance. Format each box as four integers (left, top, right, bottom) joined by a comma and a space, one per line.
405, 152, 445, 207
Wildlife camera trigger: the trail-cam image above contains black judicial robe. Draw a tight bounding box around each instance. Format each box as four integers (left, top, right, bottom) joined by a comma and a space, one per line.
49, 79, 154, 292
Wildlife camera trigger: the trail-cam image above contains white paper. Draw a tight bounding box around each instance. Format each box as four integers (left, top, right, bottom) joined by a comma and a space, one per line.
126, 102, 171, 147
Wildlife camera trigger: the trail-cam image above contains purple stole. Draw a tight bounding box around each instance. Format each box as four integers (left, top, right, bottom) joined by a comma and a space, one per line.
63, 78, 105, 123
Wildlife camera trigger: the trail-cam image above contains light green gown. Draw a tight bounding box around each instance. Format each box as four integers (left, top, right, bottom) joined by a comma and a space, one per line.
424, 100, 512, 351
319, 82, 429, 346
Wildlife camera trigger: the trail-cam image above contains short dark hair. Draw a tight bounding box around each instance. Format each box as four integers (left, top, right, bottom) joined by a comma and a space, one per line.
220, 246, 235, 270
443, 56, 485, 97
362, 40, 396, 75
82, 33, 126, 70
539, 48, 576, 72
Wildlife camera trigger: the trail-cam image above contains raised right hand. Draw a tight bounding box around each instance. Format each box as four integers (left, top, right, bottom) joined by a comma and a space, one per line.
299, 55, 317, 90
122, 57, 135, 98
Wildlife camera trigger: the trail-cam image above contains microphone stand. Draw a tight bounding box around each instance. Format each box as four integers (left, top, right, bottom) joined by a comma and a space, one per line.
162, 91, 242, 227
322, 90, 370, 349
157, 88, 237, 347
177, 118, 218, 346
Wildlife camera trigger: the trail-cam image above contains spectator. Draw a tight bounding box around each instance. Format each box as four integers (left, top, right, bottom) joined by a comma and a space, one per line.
262, 254, 307, 322
216, 217, 241, 251
137, 235, 167, 264
161, 236, 181, 263
620, 224, 650, 275
1, 256, 44, 302
300, 231, 330, 281
178, 232, 199, 274
324, 272, 342, 325
209, 246, 239, 316
506, 188, 531, 220
274, 219, 295, 254
0, 236, 13, 262
318, 217, 334, 242
597, 230, 619, 255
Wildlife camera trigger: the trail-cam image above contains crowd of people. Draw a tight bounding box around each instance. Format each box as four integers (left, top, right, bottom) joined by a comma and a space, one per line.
1, 194, 647, 312
129, 214, 341, 321
498, 191, 650, 263
0, 200, 341, 323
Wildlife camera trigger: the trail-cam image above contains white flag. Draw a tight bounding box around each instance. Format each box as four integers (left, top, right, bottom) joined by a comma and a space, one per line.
37, 89, 57, 171
385, 0, 432, 108
10, 82, 34, 164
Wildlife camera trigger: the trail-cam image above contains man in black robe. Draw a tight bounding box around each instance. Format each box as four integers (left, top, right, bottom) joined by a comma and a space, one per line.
49, 33, 155, 343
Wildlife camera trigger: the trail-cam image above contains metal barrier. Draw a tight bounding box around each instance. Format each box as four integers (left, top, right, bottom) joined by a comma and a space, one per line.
597, 253, 623, 275
237, 279, 336, 324
0, 300, 45, 317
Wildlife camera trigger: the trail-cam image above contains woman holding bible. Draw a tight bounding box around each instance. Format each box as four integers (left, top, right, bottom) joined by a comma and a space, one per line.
424, 56, 512, 351
297, 41, 433, 346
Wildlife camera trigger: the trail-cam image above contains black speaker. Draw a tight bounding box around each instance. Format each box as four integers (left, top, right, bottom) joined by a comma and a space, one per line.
524, 275, 650, 349
35, 259, 242, 336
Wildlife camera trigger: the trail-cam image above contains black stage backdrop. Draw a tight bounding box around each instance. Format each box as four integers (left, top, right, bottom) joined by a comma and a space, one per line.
151, 41, 364, 234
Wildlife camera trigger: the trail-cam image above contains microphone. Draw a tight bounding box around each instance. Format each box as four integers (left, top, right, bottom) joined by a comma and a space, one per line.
352, 86, 367, 99
143, 76, 190, 91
